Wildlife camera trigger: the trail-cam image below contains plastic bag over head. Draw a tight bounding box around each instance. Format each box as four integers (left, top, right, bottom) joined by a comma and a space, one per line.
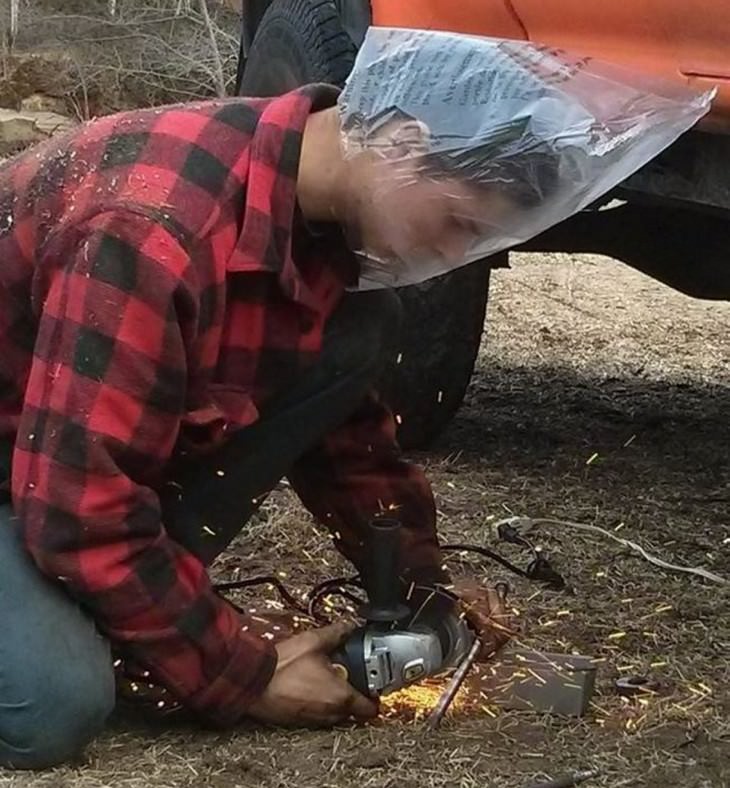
337, 27, 715, 290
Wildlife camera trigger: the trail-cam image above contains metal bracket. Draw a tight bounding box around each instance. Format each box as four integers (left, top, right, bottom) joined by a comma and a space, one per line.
479, 646, 597, 717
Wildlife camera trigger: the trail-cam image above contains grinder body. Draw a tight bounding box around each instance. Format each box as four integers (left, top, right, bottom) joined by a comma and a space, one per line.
331, 518, 474, 697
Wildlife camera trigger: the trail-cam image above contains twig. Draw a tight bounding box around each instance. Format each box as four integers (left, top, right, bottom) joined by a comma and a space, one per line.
9, 0, 19, 50
527, 770, 601, 788
197, 0, 226, 97
69, 53, 91, 121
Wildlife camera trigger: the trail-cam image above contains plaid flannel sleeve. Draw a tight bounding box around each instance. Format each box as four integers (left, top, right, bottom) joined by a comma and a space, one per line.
12, 211, 276, 726
288, 391, 448, 587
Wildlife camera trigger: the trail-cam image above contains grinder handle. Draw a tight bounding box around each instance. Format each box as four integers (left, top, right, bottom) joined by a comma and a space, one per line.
360, 517, 410, 624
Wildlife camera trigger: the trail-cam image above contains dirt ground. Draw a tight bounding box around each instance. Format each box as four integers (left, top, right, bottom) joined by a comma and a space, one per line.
1, 251, 729, 788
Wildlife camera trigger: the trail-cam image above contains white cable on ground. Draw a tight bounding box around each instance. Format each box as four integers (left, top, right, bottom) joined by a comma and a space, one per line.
498, 516, 729, 586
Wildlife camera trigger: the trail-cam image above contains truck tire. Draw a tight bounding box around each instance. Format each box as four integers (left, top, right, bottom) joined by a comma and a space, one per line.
240, 0, 493, 447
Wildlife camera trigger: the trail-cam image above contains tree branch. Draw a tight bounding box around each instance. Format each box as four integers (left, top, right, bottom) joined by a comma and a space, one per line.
197, 0, 226, 98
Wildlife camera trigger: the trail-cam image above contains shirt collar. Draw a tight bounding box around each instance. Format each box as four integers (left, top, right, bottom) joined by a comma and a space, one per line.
226, 85, 356, 305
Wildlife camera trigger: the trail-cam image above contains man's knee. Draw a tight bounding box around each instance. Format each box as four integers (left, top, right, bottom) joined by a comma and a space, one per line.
0, 646, 115, 769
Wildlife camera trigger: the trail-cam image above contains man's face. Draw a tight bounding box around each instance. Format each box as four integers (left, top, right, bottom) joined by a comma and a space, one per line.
343, 154, 510, 286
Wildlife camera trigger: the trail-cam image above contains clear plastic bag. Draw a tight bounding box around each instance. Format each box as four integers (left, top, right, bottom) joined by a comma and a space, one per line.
337, 28, 715, 289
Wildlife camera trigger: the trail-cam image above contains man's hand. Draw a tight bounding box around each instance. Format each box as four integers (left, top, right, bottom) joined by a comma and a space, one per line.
246, 622, 379, 727
452, 579, 516, 660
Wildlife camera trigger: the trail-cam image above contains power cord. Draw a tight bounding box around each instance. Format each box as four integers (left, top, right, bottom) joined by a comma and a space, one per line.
213, 575, 312, 617
213, 531, 565, 621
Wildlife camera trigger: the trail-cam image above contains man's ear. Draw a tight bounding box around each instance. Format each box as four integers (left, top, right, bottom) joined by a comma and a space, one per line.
382, 119, 431, 159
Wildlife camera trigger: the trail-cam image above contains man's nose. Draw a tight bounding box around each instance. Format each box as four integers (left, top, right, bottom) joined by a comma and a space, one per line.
438, 230, 476, 266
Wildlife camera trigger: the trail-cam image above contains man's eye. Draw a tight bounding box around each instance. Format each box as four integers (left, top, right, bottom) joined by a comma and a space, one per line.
451, 216, 482, 236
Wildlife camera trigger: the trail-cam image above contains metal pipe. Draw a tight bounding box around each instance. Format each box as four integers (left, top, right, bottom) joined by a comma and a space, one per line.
425, 637, 482, 730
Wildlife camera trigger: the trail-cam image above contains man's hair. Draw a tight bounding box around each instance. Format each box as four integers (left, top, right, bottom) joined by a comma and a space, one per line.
342, 107, 569, 209
418, 117, 567, 209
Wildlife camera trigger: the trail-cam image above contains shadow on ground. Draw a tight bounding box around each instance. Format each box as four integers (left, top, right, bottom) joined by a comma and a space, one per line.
439, 360, 729, 495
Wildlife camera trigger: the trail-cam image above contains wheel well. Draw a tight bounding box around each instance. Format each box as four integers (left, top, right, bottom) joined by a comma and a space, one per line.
518, 202, 730, 300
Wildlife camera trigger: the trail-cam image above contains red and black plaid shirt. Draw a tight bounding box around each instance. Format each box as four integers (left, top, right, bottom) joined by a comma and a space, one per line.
0, 86, 442, 725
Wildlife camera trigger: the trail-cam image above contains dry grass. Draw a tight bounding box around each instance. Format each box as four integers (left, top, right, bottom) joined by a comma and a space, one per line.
0, 1, 240, 117
1, 252, 729, 787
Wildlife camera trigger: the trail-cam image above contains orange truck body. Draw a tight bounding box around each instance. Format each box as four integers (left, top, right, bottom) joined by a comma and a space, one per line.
370, 0, 730, 133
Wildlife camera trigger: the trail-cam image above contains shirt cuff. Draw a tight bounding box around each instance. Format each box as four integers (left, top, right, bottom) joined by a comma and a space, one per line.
190, 631, 278, 727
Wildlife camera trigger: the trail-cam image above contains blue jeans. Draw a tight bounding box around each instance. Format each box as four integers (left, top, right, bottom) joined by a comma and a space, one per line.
0, 513, 116, 769
0, 290, 401, 769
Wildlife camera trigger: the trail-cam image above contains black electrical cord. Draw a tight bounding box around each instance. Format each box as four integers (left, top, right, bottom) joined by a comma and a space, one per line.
442, 543, 566, 591
307, 575, 361, 602
213, 574, 367, 623
213, 575, 311, 617
308, 587, 366, 622
442, 543, 534, 579
213, 534, 566, 620
306, 575, 365, 621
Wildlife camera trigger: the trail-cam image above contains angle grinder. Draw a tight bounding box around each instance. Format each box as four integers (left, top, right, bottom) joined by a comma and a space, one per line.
330, 517, 474, 697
